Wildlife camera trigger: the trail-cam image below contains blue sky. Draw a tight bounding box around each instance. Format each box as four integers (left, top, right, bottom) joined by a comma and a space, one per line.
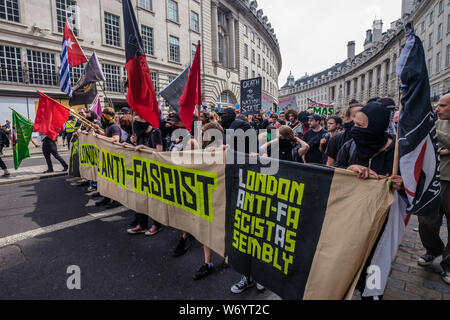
256, 0, 402, 87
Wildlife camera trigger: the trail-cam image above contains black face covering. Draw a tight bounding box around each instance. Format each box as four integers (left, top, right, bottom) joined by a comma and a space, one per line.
220, 114, 236, 130
351, 126, 388, 160
351, 102, 390, 161
101, 116, 109, 129
133, 121, 150, 139
342, 121, 354, 131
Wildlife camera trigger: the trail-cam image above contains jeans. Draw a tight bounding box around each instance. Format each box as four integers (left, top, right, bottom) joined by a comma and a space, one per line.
419, 180, 450, 272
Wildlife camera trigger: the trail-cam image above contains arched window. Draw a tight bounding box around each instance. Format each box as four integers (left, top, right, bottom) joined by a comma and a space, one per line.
218, 91, 236, 106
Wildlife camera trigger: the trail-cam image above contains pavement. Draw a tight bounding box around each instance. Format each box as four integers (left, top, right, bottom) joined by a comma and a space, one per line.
0, 157, 448, 300
0, 141, 70, 186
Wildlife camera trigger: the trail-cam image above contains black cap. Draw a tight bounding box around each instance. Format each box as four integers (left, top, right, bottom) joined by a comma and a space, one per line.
119, 107, 131, 114
218, 108, 236, 116
308, 114, 321, 121
167, 113, 181, 123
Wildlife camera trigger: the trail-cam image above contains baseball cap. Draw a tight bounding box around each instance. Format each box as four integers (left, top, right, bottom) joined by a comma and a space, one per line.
308, 114, 321, 121
167, 113, 181, 123
119, 107, 131, 114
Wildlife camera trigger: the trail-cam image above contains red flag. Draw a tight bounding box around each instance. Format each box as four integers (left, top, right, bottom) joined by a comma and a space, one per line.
33, 91, 70, 141
123, 0, 159, 129
64, 21, 87, 67
179, 43, 202, 132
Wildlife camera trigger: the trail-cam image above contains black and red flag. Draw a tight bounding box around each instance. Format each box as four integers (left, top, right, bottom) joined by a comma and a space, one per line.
396, 24, 440, 216
122, 0, 159, 129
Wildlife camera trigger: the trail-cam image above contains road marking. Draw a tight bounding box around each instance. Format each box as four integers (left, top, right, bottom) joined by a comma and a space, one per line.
0, 206, 128, 249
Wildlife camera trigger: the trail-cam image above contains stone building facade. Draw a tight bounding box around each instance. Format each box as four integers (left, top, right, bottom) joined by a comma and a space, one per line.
0, 0, 281, 124
280, 0, 450, 113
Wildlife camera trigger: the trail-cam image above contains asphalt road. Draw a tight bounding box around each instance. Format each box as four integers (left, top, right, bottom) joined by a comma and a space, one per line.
0, 176, 276, 300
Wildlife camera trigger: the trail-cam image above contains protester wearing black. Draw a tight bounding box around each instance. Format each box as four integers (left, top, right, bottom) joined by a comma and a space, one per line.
42, 136, 68, 173
127, 115, 164, 236
0, 126, 9, 176
302, 114, 327, 164
96, 108, 122, 207
326, 101, 363, 166
219, 108, 252, 154
334, 102, 404, 300
0, 124, 10, 155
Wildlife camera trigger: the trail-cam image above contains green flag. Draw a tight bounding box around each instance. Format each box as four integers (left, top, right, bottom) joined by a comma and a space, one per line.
12, 110, 33, 170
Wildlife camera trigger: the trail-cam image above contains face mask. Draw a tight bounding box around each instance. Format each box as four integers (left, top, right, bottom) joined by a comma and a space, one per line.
351, 126, 388, 160
342, 121, 354, 131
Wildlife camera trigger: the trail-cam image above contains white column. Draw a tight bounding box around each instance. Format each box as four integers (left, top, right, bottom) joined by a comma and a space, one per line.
228, 14, 236, 69
211, 1, 219, 64
364, 71, 370, 101
380, 61, 387, 96
372, 67, 379, 96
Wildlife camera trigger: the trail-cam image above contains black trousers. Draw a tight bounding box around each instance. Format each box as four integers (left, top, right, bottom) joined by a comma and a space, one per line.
132, 213, 162, 230
43, 137, 67, 171
0, 156, 6, 170
66, 132, 74, 150
419, 180, 450, 272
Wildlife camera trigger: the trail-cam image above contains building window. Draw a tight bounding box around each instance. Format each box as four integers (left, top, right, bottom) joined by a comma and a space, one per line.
218, 34, 224, 65
448, 14, 450, 32
142, 25, 154, 56
421, 21, 425, 33
70, 63, 85, 85
252, 70, 255, 78
139, 0, 152, 11
262, 58, 265, 71
429, 32, 433, 49
219, 91, 234, 105
257, 54, 261, 67
0, 0, 20, 23
251, 49, 255, 63
104, 12, 121, 47
26, 50, 57, 86
437, 52, 441, 73
102, 63, 122, 93
169, 36, 180, 62
244, 66, 248, 79
243, 25, 248, 36
56, 0, 77, 35
168, 74, 176, 84
151, 71, 158, 92
0, 45, 23, 83
244, 44, 248, 59
428, 58, 433, 76
251, 31, 255, 42
168, 0, 178, 23
191, 11, 199, 32
191, 43, 197, 62
438, 0, 444, 14
438, 23, 443, 42
430, 10, 434, 25
447, 45, 450, 68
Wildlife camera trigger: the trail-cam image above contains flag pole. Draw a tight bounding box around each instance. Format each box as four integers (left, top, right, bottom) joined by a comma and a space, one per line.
392, 86, 403, 177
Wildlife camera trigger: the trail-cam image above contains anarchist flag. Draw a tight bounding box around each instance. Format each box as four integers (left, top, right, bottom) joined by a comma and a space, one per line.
122, 0, 159, 128
396, 25, 441, 216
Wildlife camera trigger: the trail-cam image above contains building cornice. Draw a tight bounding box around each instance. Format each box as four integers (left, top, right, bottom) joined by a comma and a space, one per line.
226, 0, 282, 73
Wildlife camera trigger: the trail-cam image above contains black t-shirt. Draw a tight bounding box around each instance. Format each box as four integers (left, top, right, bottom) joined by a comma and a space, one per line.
303, 128, 327, 164
106, 123, 122, 141
148, 128, 163, 149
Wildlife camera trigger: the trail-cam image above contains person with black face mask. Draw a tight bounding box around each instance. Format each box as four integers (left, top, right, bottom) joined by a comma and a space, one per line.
335, 102, 402, 180
326, 100, 363, 166
335, 102, 404, 300
218, 108, 252, 154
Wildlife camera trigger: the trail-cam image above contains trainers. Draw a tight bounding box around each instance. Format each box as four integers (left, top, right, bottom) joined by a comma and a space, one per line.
127, 226, 148, 235
192, 263, 214, 280
231, 276, 255, 294
256, 283, 265, 292
173, 236, 190, 257
43, 170, 54, 174
418, 253, 438, 266
85, 186, 97, 193
91, 192, 101, 198
145, 225, 162, 236
442, 271, 450, 285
